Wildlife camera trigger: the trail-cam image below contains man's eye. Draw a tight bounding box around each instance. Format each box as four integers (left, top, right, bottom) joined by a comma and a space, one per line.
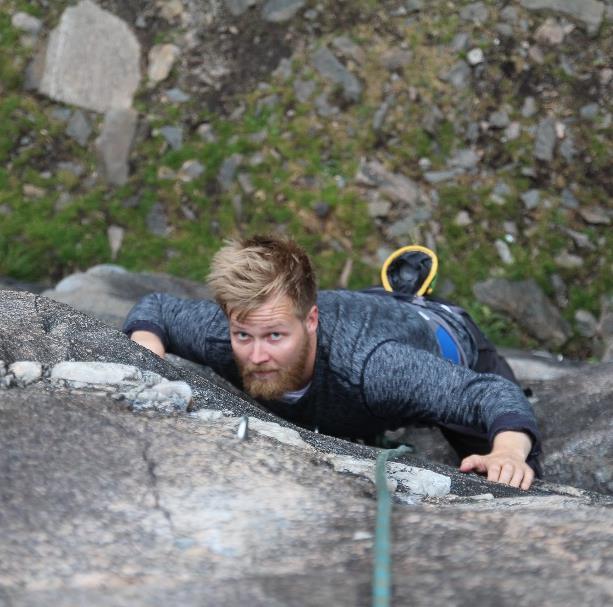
235, 332, 249, 341
269, 332, 282, 341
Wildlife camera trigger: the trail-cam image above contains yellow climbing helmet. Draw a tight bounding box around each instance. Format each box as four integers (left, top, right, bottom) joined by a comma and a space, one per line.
380, 245, 438, 297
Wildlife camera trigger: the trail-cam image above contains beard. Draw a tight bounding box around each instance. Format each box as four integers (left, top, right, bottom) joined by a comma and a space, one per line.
235, 333, 311, 401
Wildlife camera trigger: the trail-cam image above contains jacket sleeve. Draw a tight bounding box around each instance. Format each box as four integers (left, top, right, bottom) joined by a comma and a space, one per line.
361, 340, 541, 456
122, 293, 228, 364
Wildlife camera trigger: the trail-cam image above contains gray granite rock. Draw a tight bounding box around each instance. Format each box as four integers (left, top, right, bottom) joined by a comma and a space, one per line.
148, 44, 179, 84
38, 0, 141, 113
314, 93, 339, 117
520, 0, 605, 36
66, 110, 92, 146
159, 125, 183, 150
372, 96, 394, 132
448, 148, 480, 170
474, 278, 571, 347
11, 12, 43, 35
262, 0, 305, 23
355, 159, 420, 206
218, 154, 243, 191
521, 96, 538, 118
439, 61, 471, 89
225, 0, 257, 17
489, 110, 510, 129
459, 2, 489, 23
311, 46, 362, 103
294, 78, 316, 103
146, 203, 169, 237
95, 108, 138, 186
534, 117, 557, 162
332, 36, 365, 64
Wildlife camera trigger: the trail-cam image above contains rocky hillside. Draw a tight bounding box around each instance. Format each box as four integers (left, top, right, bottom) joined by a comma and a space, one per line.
1, 0, 611, 358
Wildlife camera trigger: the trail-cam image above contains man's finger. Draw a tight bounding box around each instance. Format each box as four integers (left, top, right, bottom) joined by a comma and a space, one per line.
510, 466, 525, 488
460, 455, 486, 473
487, 463, 502, 483
520, 467, 535, 491
498, 462, 515, 485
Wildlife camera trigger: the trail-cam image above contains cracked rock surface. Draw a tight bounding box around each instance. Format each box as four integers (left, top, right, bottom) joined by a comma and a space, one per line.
1, 289, 613, 605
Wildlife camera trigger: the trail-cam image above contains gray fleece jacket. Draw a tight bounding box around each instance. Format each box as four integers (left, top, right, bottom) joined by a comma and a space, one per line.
123, 290, 540, 453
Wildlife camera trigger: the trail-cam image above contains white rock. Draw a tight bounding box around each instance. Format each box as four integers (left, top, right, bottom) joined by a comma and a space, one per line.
107, 225, 124, 261
192, 408, 225, 422
38, 0, 141, 113
148, 44, 180, 84
11, 12, 43, 34
467, 48, 484, 65
134, 381, 192, 404
8, 361, 42, 385
495, 239, 514, 265
51, 361, 153, 386
248, 418, 313, 450
387, 462, 451, 497
178, 160, 205, 182
454, 211, 472, 227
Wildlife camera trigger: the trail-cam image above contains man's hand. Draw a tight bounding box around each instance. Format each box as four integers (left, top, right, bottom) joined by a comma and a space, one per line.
459, 431, 534, 490
130, 330, 166, 358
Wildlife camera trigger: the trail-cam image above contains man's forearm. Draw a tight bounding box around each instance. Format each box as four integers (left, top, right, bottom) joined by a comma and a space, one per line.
491, 430, 532, 459
131, 330, 166, 358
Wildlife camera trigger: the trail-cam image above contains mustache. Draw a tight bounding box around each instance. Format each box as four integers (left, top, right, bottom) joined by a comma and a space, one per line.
242, 364, 279, 374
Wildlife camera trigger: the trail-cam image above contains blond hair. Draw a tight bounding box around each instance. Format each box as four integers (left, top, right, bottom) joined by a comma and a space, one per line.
207, 235, 317, 319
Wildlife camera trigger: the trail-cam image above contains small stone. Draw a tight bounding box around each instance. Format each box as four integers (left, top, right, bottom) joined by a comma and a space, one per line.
256, 94, 279, 112
225, 0, 257, 17
157, 166, 176, 180
424, 170, 460, 184
218, 154, 243, 191
159, 0, 184, 21
107, 225, 124, 261
8, 361, 42, 386
332, 36, 365, 64
12, 12, 43, 34
95, 108, 138, 186
460, 2, 489, 23
504, 121, 521, 140
56, 161, 84, 177
600, 68, 613, 86
164, 88, 190, 103
521, 97, 537, 118
294, 78, 315, 103
159, 126, 183, 150
451, 32, 470, 52
178, 160, 205, 182
262, 0, 305, 23
454, 211, 472, 227
440, 61, 471, 89
467, 48, 484, 65
529, 45, 545, 64
66, 110, 92, 147
192, 408, 224, 421
367, 200, 392, 218
561, 189, 579, 209
381, 49, 413, 70
554, 251, 584, 269
489, 110, 510, 128
448, 148, 480, 170
311, 46, 362, 103
23, 184, 46, 198
314, 93, 339, 118
535, 18, 567, 45
500, 6, 518, 22
534, 118, 556, 162
197, 123, 217, 142
579, 103, 599, 121
272, 57, 292, 81
495, 239, 514, 265
521, 189, 541, 210
372, 96, 394, 132
579, 207, 611, 225
148, 44, 179, 83
495, 23, 514, 38
237, 173, 255, 195
146, 202, 169, 237
51, 107, 72, 122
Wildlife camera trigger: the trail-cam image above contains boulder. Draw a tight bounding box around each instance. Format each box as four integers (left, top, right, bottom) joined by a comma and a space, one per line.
37, 0, 141, 112
1, 289, 612, 605
520, 0, 605, 36
41, 266, 213, 329
473, 278, 571, 348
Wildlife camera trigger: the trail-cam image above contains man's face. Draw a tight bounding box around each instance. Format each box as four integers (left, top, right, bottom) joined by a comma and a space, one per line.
229, 294, 318, 401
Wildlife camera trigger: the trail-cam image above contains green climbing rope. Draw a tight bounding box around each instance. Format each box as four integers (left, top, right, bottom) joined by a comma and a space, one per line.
372, 445, 411, 607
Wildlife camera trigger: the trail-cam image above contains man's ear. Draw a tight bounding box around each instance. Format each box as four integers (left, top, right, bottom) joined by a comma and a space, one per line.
305, 304, 318, 334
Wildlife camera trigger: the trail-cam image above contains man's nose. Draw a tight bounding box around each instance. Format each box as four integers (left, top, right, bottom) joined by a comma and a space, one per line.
249, 340, 270, 365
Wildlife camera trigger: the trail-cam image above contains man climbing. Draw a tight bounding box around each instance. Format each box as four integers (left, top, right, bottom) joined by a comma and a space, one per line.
123, 235, 541, 490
